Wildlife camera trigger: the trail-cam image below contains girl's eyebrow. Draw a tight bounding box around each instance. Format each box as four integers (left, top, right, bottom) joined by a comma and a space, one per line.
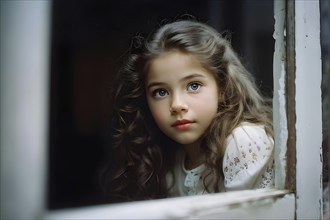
147, 82, 166, 90
180, 73, 206, 82
147, 73, 206, 89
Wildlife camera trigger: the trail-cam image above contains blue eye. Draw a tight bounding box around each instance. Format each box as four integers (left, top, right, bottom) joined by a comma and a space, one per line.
153, 89, 168, 97
187, 82, 201, 91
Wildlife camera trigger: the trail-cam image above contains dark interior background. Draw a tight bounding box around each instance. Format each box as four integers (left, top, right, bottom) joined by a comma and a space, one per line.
48, 0, 274, 210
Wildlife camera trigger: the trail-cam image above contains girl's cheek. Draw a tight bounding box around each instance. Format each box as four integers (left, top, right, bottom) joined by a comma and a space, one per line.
151, 107, 163, 121
150, 104, 167, 123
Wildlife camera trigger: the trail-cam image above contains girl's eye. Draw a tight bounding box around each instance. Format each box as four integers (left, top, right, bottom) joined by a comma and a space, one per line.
153, 89, 168, 97
187, 82, 201, 92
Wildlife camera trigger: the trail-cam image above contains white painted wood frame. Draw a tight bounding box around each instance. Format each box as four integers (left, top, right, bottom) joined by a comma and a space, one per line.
0, 0, 323, 219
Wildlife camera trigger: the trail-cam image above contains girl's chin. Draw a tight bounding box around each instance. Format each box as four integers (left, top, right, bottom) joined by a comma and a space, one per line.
173, 138, 201, 146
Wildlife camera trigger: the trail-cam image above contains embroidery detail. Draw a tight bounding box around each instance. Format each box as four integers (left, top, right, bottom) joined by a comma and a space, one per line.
223, 125, 274, 189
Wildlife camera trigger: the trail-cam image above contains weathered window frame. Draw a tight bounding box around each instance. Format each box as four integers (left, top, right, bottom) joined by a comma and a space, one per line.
0, 0, 323, 219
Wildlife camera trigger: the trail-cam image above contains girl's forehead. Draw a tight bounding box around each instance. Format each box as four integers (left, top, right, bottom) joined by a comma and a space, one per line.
147, 51, 203, 72
145, 51, 217, 86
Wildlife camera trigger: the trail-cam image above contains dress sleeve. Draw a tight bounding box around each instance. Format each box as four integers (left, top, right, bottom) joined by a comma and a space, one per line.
223, 124, 274, 191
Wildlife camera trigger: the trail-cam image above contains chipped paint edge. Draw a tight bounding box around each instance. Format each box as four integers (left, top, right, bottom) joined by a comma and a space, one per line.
273, 0, 288, 190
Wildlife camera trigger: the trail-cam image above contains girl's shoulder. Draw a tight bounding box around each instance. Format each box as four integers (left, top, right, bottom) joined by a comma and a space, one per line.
227, 122, 274, 149
223, 122, 275, 190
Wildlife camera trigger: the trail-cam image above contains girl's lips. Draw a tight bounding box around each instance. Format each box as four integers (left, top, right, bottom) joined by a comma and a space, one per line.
172, 120, 194, 130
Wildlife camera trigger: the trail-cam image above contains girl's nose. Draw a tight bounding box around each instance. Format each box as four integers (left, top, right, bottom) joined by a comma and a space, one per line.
170, 94, 188, 114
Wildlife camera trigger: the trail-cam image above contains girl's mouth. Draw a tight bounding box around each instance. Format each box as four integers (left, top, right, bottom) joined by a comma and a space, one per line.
172, 119, 194, 130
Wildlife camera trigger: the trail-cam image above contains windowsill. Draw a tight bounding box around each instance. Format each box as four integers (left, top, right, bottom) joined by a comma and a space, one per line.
45, 189, 294, 219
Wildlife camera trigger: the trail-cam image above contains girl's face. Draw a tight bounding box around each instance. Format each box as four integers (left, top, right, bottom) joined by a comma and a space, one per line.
145, 51, 219, 147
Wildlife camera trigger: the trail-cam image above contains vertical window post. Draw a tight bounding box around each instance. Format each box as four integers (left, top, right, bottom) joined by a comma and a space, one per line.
294, 0, 323, 219
0, 1, 51, 219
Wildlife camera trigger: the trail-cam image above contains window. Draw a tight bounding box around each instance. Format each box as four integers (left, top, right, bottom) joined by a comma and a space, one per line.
0, 0, 325, 219
48, 0, 275, 209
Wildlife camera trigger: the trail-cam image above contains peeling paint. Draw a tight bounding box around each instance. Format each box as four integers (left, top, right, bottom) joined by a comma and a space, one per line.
273, 0, 287, 190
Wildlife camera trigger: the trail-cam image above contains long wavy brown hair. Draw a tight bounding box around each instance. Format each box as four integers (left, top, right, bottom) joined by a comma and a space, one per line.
101, 19, 273, 202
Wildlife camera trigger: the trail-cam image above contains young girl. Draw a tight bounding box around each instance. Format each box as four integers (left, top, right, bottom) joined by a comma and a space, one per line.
102, 19, 274, 202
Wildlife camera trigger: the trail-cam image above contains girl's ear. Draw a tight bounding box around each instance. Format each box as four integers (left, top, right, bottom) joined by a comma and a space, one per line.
217, 91, 226, 112
218, 91, 225, 102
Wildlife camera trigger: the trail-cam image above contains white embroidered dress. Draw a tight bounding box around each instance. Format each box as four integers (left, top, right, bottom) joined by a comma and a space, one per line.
166, 123, 274, 197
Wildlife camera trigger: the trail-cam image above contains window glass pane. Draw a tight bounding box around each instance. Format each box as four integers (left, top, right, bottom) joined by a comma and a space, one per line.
48, 0, 274, 209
